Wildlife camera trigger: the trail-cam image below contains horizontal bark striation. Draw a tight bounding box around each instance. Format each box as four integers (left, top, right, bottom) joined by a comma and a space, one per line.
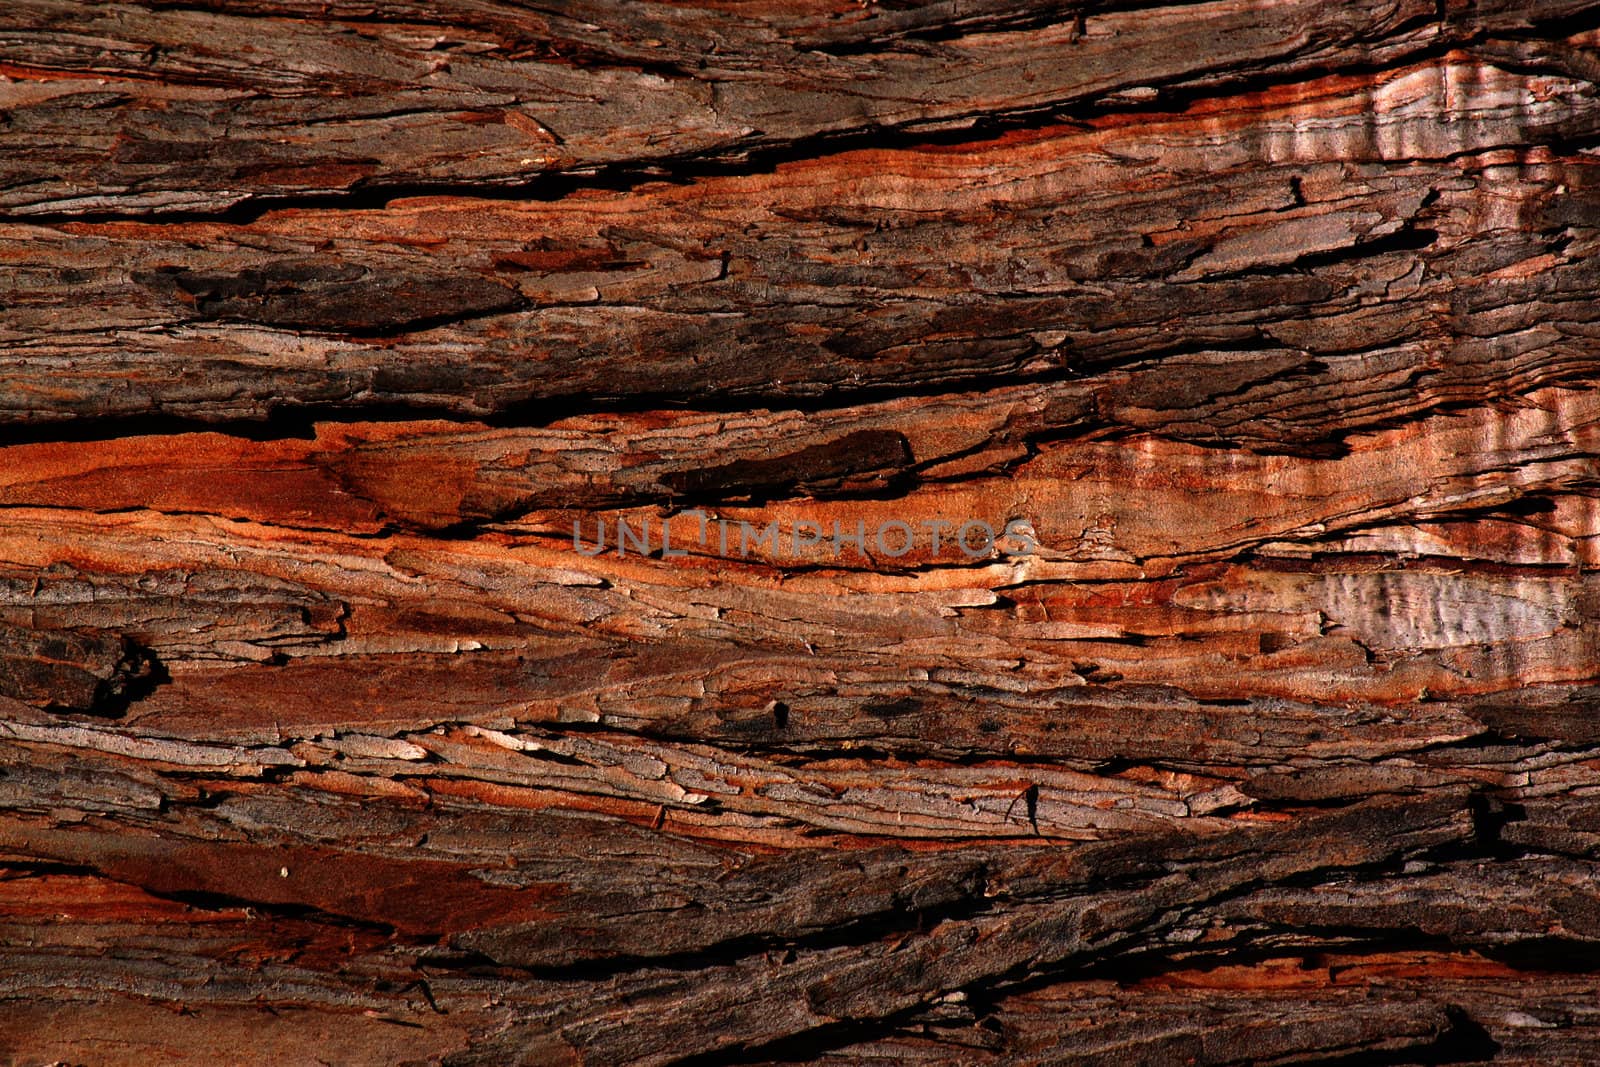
5, 54, 1600, 425
2, 0, 1594, 218
4, 2, 1600, 1065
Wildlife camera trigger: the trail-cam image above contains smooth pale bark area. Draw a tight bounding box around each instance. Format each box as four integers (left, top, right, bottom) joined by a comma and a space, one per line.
3, 2, 1600, 1065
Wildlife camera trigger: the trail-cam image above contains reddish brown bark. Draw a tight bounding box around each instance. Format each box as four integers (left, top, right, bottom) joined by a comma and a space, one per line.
3, 2, 1600, 1064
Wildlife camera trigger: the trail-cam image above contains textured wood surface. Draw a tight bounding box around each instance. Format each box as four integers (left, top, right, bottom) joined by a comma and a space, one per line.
4, 1, 1600, 1064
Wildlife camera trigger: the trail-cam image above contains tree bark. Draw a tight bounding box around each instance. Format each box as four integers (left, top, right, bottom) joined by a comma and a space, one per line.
3, 2, 1600, 1064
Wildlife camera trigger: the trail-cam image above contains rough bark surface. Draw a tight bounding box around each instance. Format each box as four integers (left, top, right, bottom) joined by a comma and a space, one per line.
3, 2, 1600, 1064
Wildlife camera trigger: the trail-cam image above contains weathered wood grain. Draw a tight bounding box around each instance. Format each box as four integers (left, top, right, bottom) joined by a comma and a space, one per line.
4, 1, 1600, 1064
6, 54, 1600, 425
3, 0, 1594, 218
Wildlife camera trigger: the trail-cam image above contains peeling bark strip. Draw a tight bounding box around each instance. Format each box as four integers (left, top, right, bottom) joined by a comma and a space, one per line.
0, 0, 1592, 219
4, 1, 1600, 1065
9, 56, 1600, 424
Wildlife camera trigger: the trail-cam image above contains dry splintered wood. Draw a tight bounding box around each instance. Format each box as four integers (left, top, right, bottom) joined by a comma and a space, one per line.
4, 2, 1600, 1065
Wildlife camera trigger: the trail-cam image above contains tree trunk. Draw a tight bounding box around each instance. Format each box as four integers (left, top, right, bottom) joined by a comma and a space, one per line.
3, 1, 1600, 1063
